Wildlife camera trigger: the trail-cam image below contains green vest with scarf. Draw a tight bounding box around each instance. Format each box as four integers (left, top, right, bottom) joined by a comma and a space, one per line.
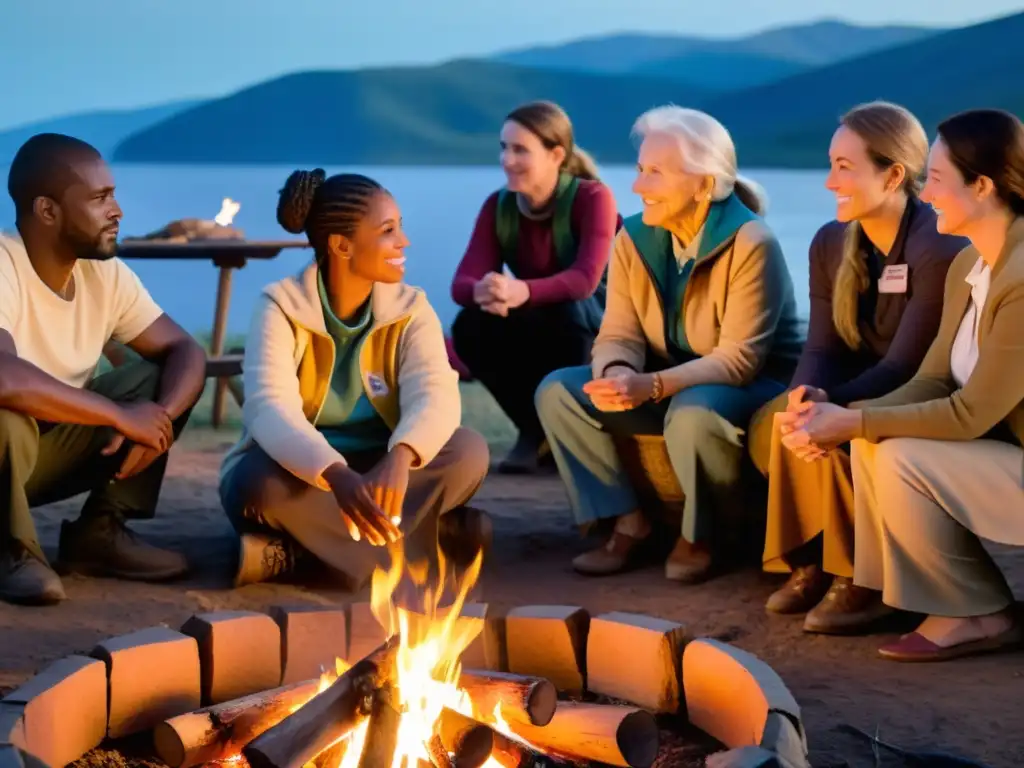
623, 193, 760, 363
494, 173, 606, 331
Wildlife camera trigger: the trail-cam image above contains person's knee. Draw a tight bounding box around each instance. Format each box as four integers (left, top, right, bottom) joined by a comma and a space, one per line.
222, 448, 301, 525
664, 400, 730, 444
0, 409, 38, 448
747, 392, 787, 476
535, 366, 590, 421
442, 427, 491, 487
451, 306, 493, 364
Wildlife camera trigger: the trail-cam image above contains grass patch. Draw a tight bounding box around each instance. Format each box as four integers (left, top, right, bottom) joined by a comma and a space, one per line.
182, 378, 517, 454
104, 332, 518, 453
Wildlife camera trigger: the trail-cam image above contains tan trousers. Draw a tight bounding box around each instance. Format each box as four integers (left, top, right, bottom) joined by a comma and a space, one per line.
852, 437, 1024, 617
750, 392, 856, 577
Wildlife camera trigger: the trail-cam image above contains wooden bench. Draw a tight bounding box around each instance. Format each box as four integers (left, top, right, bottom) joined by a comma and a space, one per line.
206, 350, 245, 421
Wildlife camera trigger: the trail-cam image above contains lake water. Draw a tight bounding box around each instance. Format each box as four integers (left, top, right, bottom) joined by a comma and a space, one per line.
0, 165, 836, 335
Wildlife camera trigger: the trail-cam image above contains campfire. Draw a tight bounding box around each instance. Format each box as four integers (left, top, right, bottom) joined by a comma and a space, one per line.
151, 543, 661, 768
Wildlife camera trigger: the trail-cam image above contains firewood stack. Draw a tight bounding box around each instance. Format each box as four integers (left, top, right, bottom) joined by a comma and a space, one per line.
151, 637, 660, 768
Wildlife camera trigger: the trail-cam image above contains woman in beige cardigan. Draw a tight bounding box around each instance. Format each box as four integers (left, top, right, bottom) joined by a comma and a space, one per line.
780, 109, 1024, 662
219, 170, 490, 588
749, 102, 966, 635
536, 106, 803, 583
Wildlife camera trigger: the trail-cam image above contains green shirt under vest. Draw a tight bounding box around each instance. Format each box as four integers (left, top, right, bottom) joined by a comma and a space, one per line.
643, 228, 704, 361
315, 273, 392, 454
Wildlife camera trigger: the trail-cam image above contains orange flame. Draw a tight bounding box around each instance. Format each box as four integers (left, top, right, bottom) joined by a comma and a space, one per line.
308, 540, 507, 768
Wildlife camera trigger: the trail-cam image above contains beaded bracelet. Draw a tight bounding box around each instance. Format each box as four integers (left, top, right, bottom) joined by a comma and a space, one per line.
650, 373, 665, 402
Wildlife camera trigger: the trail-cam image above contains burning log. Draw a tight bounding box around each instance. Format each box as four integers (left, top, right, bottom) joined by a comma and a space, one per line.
243, 639, 398, 768
435, 709, 498, 768
435, 709, 562, 768
426, 734, 453, 768
507, 702, 660, 768
153, 678, 322, 767
313, 739, 348, 768
356, 682, 402, 768
459, 669, 557, 727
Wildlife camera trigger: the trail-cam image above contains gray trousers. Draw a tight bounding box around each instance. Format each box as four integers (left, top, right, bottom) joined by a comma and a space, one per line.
219, 427, 490, 585
535, 365, 783, 546
0, 361, 188, 564
852, 436, 1024, 617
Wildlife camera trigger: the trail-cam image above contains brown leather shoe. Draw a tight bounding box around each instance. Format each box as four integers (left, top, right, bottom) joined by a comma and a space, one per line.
664, 537, 713, 584
803, 577, 894, 635
766, 565, 833, 615
572, 532, 646, 576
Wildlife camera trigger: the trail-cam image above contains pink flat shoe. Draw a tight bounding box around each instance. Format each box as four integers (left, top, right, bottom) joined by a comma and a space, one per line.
878, 624, 1024, 662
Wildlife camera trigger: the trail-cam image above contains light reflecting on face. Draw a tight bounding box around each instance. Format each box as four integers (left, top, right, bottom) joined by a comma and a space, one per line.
346, 192, 410, 284
499, 120, 562, 194
921, 138, 980, 236
824, 125, 899, 224
58, 158, 122, 260
631, 132, 705, 228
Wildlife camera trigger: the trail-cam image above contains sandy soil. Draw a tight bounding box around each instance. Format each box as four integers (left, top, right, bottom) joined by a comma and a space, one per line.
1, 429, 1022, 768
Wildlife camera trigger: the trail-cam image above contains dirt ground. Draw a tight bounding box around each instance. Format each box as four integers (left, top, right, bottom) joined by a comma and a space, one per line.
1, 428, 1022, 768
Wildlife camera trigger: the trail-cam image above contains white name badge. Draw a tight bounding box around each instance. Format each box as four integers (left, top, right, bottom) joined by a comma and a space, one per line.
878, 264, 909, 294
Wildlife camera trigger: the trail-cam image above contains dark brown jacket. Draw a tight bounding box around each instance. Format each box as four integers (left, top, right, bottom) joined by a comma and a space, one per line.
791, 197, 968, 405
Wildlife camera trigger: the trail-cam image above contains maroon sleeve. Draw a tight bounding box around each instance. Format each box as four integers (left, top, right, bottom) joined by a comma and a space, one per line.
829, 247, 956, 406
451, 193, 502, 308
790, 226, 848, 391
524, 181, 618, 306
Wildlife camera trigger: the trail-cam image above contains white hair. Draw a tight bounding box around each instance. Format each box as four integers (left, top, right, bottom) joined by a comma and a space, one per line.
632, 105, 768, 215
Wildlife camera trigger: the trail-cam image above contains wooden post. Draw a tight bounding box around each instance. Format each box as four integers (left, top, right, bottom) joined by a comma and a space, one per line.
209, 265, 234, 428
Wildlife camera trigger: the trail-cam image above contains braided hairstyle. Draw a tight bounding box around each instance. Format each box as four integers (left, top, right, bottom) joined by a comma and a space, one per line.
277, 169, 386, 256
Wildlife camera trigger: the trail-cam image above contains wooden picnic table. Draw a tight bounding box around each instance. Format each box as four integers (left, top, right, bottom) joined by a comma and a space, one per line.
118, 238, 311, 427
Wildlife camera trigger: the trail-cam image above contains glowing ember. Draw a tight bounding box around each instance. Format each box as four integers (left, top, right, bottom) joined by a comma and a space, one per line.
215, 197, 241, 226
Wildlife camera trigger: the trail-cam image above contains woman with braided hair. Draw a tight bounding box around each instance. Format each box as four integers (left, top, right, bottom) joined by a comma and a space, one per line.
219, 170, 490, 587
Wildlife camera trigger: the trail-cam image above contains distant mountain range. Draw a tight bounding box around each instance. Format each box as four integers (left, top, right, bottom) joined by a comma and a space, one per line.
492, 20, 933, 90
3, 15, 1020, 169
0, 100, 202, 160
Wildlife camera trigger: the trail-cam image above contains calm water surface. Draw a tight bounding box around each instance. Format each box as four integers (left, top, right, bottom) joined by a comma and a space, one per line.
0, 165, 837, 335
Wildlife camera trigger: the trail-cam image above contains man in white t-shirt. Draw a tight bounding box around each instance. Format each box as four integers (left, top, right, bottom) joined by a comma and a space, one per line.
0, 133, 208, 605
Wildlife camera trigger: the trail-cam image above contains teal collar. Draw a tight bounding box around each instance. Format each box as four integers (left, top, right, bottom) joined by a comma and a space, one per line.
317, 270, 372, 337
693, 192, 760, 263
625, 192, 761, 276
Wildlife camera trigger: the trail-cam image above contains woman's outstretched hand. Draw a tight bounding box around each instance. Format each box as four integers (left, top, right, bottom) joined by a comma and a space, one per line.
363, 444, 416, 526
323, 462, 403, 546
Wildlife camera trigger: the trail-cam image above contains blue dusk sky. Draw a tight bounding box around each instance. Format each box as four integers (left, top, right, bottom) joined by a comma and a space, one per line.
1, 0, 1019, 129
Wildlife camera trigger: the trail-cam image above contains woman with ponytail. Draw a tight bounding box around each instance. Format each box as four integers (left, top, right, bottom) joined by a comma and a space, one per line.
219, 171, 490, 588
536, 106, 803, 584
750, 102, 967, 634
450, 101, 621, 474
780, 109, 1024, 661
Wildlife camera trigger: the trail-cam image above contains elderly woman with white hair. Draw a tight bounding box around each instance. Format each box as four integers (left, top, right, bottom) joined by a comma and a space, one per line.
535, 106, 803, 582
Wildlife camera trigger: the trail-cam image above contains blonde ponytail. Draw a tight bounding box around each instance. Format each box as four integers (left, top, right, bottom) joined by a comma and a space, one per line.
831, 222, 870, 350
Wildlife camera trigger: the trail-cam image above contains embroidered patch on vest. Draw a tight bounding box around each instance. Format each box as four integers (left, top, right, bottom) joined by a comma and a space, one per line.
367, 373, 389, 397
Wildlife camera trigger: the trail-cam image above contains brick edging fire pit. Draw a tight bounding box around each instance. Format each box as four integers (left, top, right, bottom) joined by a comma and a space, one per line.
0, 603, 809, 768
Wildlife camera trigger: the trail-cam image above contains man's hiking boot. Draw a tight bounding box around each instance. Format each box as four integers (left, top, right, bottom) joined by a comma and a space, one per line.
0, 548, 65, 606
57, 512, 189, 582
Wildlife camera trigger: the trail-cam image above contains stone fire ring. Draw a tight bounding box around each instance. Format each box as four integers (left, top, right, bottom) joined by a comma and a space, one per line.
0, 604, 809, 768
